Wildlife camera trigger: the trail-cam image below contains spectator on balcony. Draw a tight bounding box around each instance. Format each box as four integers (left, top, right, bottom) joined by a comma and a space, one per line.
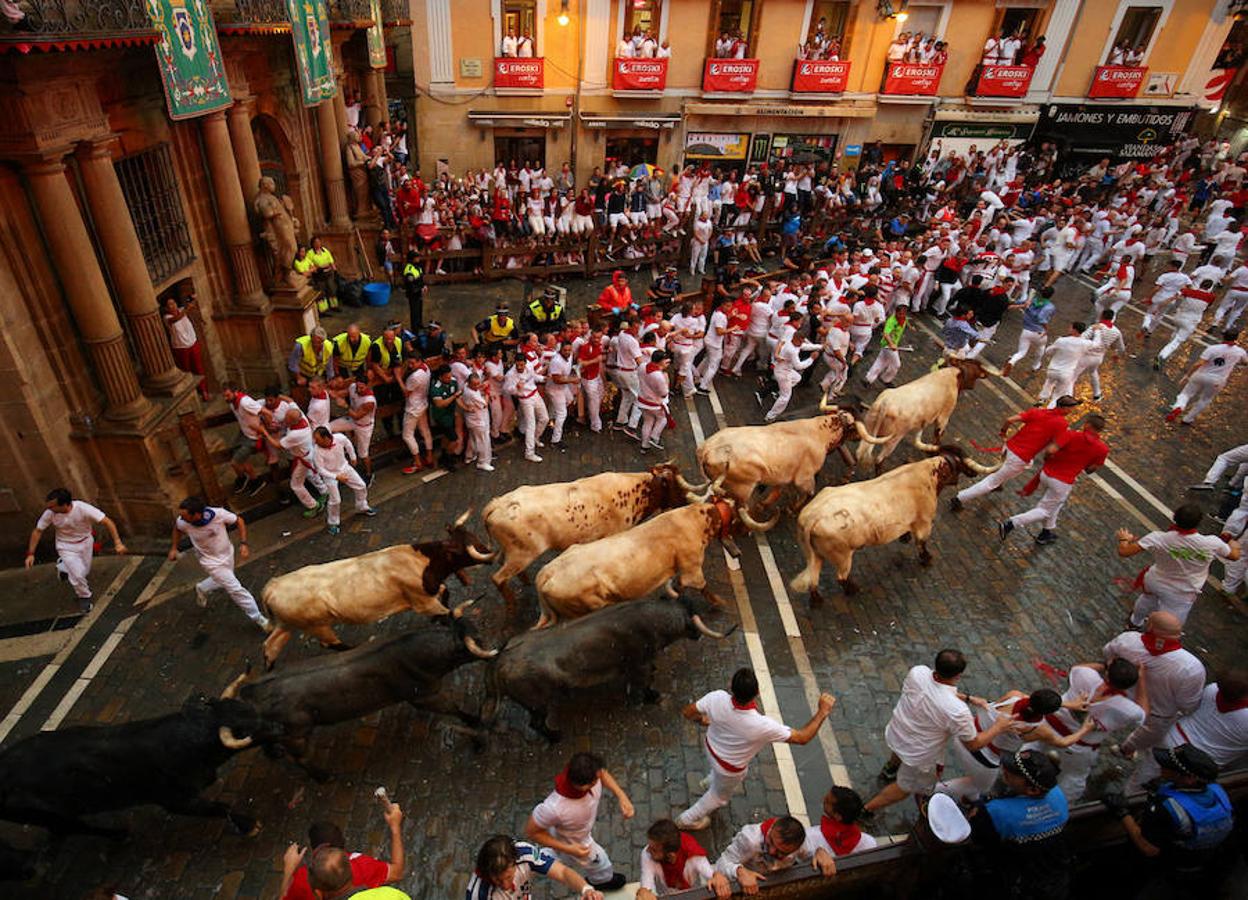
887, 32, 910, 71
1, 1, 27, 29
640, 30, 658, 58
517, 29, 534, 58
1021, 36, 1046, 67
982, 30, 1006, 66
714, 31, 734, 58
1125, 44, 1145, 67
932, 41, 949, 66
616, 32, 636, 58
1001, 31, 1023, 65
1108, 39, 1129, 66
500, 27, 519, 57
657, 39, 672, 59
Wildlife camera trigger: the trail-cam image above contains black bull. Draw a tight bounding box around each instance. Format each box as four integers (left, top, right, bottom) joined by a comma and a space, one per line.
0, 696, 280, 839
225, 612, 496, 779
484, 594, 734, 741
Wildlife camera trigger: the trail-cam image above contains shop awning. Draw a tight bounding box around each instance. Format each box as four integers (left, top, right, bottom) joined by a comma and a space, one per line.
932, 107, 1039, 123
579, 112, 682, 130
467, 111, 571, 128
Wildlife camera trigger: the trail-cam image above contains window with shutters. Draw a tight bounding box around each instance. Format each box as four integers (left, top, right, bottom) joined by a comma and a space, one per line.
115, 144, 194, 284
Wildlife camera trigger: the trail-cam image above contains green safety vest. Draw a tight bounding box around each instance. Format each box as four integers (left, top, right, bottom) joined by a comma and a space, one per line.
333, 332, 373, 370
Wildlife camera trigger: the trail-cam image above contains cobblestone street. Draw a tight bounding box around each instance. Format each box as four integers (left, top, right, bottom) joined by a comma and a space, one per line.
0, 267, 1243, 900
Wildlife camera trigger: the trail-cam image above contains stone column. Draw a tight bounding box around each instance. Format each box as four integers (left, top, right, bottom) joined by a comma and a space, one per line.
201, 110, 267, 307
76, 139, 184, 393
367, 69, 389, 126
315, 98, 352, 229
227, 98, 263, 207
25, 157, 150, 421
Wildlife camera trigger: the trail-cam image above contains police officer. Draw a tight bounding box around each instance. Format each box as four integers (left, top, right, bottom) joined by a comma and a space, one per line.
522, 288, 566, 336
403, 250, 425, 331
968, 749, 1070, 900
475, 304, 520, 348
1103, 744, 1234, 893
646, 265, 682, 312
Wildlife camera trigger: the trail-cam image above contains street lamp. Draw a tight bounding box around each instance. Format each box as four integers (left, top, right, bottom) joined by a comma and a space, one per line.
557, 0, 569, 27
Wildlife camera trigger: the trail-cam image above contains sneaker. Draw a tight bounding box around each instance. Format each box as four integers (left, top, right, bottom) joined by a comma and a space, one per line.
1164, 406, 1183, 423
948, 496, 963, 513
362, 507, 378, 517
1035, 529, 1058, 545
1092, 394, 1103, 402
589, 874, 628, 892
622, 427, 640, 441
611, 422, 627, 431
247, 478, 267, 497
231, 475, 248, 493
998, 519, 1014, 541
401, 465, 421, 475
695, 388, 711, 396
195, 585, 209, 608
639, 443, 650, 454
650, 440, 665, 452
677, 816, 711, 831
327, 524, 340, 535
1190, 482, 1216, 492
78, 598, 93, 615
256, 616, 272, 633
753, 391, 764, 407
525, 453, 543, 463
477, 463, 496, 472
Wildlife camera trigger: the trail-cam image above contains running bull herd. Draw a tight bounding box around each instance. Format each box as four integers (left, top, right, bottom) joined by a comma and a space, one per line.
0, 359, 1003, 855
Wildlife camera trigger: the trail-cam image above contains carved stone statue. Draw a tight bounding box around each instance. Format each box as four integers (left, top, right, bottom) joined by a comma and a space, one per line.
254, 176, 303, 288
345, 127, 370, 217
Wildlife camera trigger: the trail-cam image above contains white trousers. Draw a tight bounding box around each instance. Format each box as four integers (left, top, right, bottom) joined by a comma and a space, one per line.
1213, 289, 1248, 328
612, 371, 640, 428
1094, 289, 1131, 319
550, 389, 570, 443
557, 837, 614, 884
690, 241, 709, 275
1038, 367, 1077, 406
848, 326, 873, 358
866, 348, 901, 384
402, 409, 433, 459
957, 449, 1030, 504
582, 376, 603, 431
1204, 443, 1248, 487
932, 281, 957, 316
732, 335, 765, 373
465, 421, 492, 468
1159, 317, 1200, 360
1131, 585, 1197, 627
56, 539, 94, 600
290, 461, 327, 509
520, 395, 551, 453
1141, 295, 1178, 333
1009, 330, 1047, 369
672, 343, 696, 396
640, 405, 667, 447
488, 393, 515, 437
1174, 375, 1225, 422
197, 564, 264, 623
1009, 473, 1073, 530
324, 468, 369, 526
677, 757, 749, 826
820, 357, 848, 396
697, 345, 723, 390
766, 368, 802, 421
1076, 356, 1106, 397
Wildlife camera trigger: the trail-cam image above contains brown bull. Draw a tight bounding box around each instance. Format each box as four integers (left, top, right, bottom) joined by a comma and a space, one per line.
259, 511, 494, 667
855, 358, 996, 473
790, 446, 1001, 600
481, 463, 696, 608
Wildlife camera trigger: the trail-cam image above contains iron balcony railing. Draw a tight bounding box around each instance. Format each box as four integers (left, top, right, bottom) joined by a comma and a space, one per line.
328, 0, 372, 22
219, 0, 289, 26
10, 0, 153, 37
381, 0, 410, 23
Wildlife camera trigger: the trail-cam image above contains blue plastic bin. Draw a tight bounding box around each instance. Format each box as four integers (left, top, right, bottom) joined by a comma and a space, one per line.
363, 282, 391, 307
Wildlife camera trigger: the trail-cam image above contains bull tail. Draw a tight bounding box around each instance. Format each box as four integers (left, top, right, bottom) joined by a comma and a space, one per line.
788, 522, 823, 595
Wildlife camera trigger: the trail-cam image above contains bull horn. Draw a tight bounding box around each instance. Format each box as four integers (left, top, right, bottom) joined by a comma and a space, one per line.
453, 508, 472, 528
978, 361, 1003, 377
675, 471, 710, 492
854, 420, 892, 445
220, 671, 249, 700
218, 726, 253, 750
913, 433, 940, 453
738, 504, 779, 532
466, 543, 497, 562
464, 635, 499, 659
708, 473, 727, 496
451, 597, 477, 619
691, 615, 737, 640
965, 454, 1005, 475
819, 391, 838, 413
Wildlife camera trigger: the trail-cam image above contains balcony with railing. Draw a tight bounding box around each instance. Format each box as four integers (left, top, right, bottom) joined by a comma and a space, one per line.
328, 0, 373, 26
0, 0, 159, 52
214, 0, 291, 33
381, 0, 412, 25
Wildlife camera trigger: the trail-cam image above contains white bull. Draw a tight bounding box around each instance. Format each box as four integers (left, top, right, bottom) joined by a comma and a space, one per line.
481, 463, 697, 608
533, 497, 766, 628
790, 446, 1001, 600
855, 358, 995, 473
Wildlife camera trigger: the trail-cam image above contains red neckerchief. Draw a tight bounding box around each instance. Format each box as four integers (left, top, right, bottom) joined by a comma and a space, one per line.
553, 769, 590, 800
229, 394, 242, 409
659, 834, 707, 890
731, 697, 758, 711
645, 362, 662, 373
1141, 630, 1183, 656
290, 418, 309, 431
1011, 697, 1042, 722
759, 817, 777, 839
311, 391, 328, 400
819, 816, 862, 856
1215, 690, 1248, 713
1169, 525, 1198, 535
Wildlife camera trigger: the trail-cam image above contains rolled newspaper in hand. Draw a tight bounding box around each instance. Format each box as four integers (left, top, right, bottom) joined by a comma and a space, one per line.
374, 786, 393, 811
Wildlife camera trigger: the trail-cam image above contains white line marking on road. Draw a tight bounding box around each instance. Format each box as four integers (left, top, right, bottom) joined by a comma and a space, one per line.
42, 614, 139, 731
682, 395, 705, 446
0, 557, 142, 744
133, 558, 176, 608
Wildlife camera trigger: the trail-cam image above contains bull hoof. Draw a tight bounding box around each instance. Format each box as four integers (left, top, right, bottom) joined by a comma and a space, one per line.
722, 538, 742, 559
919, 550, 933, 567
898, 532, 912, 544
840, 579, 859, 596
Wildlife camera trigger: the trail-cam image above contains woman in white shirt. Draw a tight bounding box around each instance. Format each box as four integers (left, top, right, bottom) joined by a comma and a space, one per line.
163, 296, 210, 400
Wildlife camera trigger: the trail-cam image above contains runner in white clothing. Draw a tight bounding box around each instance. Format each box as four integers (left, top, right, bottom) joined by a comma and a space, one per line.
766, 330, 821, 421
514, 356, 552, 461
1212, 263, 1248, 329
1076, 311, 1125, 401
1139, 260, 1192, 340
1038, 323, 1095, 407
312, 427, 377, 534
26, 488, 127, 613
263, 408, 328, 519
1128, 678, 1248, 787
1118, 503, 1239, 627
636, 819, 715, 897
459, 374, 493, 471
1155, 281, 1219, 368
696, 300, 732, 393
637, 350, 672, 452
1164, 329, 1247, 424
675, 668, 836, 830
400, 355, 435, 474
170, 496, 267, 629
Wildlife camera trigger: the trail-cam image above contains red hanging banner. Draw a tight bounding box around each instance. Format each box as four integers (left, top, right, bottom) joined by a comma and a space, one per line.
613, 58, 669, 91
881, 62, 945, 96
1088, 66, 1146, 99
974, 64, 1034, 98
494, 57, 544, 89
791, 60, 852, 93
702, 58, 760, 93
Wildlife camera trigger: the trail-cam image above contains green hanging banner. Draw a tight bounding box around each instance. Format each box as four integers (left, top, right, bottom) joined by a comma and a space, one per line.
147, 0, 233, 121
367, 0, 387, 69
287, 0, 337, 106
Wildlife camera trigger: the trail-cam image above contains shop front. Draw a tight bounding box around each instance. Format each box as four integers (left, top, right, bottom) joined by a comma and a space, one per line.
923, 112, 1038, 160
579, 112, 682, 175
1033, 103, 1196, 174
766, 133, 839, 165
683, 131, 752, 175
682, 100, 874, 173
466, 110, 572, 170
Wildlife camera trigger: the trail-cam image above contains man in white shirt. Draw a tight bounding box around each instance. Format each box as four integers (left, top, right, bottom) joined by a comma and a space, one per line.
223, 383, 278, 496
1212, 262, 1248, 330
1104, 612, 1206, 788
1118, 503, 1239, 630
514, 354, 552, 462
169, 495, 267, 630
524, 752, 634, 892
543, 342, 578, 450
263, 407, 328, 520
806, 787, 878, 858
696, 299, 732, 394
675, 667, 836, 830
26, 488, 126, 613
864, 649, 1017, 813
1155, 280, 1219, 369
400, 355, 434, 474
1077, 311, 1126, 401
499, 28, 518, 57
1164, 328, 1247, 424
710, 816, 836, 897
1038, 322, 1095, 408
312, 426, 377, 535
1028, 660, 1146, 802
1140, 259, 1192, 338
689, 211, 713, 276
766, 327, 821, 422
637, 819, 713, 897
611, 321, 644, 437
1155, 675, 1248, 773
615, 35, 635, 58
458, 372, 493, 472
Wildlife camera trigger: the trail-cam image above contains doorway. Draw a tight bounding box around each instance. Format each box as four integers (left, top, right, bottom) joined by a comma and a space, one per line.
494, 131, 546, 169
605, 136, 659, 172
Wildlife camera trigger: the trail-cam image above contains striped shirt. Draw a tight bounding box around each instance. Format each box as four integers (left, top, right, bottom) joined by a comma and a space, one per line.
464, 841, 556, 900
